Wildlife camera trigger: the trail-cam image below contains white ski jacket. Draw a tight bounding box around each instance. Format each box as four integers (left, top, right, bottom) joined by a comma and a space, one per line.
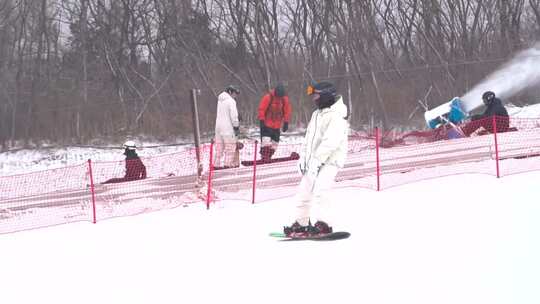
215, 91, 240, 136
300, 96, 349, 171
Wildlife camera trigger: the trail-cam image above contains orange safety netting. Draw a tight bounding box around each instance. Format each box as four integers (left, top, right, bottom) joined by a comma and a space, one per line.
2, 116, 540, 234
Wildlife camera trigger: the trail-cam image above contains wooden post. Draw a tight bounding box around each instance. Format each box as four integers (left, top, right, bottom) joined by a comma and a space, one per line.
190, 89, 203, 182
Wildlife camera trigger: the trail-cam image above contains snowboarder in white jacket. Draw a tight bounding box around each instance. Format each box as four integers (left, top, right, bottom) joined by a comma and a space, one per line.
214, 85, 241, 168
283, 81, 349, 237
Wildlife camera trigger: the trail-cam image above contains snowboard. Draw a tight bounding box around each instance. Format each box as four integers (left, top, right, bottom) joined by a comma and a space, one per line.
213, 164, 240, 171
269, 231, 351, 241
241, 152, 300, 166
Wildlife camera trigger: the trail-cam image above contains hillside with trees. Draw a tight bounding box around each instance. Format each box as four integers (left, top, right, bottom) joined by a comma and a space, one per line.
1, 0, 539, 148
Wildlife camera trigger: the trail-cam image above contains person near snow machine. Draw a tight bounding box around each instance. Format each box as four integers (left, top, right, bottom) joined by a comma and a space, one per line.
214, 85, 241, 168
460, 91, 509, 137
283, 81, 349, 237
103, 141, 147, 184
257, 83, 292, 162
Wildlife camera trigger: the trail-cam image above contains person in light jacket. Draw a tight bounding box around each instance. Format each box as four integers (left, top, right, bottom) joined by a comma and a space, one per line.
283, 81, 349, 237
214, 85, 241, 168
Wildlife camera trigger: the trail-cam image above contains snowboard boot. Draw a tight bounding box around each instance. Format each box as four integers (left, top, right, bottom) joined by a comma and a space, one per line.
283, 221, 306, 236
260, 146, 275, 162
313, 221, 333, 235
283, 221, 311, 237
284, 220, 332, 237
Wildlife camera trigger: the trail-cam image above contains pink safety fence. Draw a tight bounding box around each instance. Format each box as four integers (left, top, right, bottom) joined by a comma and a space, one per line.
2, 116, 540, 234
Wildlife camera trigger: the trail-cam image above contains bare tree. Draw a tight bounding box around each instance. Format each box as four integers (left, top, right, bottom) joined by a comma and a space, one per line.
0, 0, 538, 146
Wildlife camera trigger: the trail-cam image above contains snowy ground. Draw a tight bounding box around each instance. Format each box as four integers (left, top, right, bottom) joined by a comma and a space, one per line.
0, 128, 307, 176
1, 103, 540, 303
0, 102, 537, 177
1, 171, 539, 304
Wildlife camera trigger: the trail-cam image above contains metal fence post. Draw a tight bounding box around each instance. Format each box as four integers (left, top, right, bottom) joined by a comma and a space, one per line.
206, 140, 215, 209
375, 127, 381, 191
492, 116, 500, 178
87, 159, 97, 224
251, 140, 258, 204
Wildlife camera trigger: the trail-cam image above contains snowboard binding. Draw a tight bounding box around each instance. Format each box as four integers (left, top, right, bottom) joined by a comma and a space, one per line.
283, 220, 333, 238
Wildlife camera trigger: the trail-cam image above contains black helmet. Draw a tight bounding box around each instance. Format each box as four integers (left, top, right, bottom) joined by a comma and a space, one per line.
482, 91, 495, 105
225, 85, 240, 95
274, 83, 286, 97
308, 81, 337, 108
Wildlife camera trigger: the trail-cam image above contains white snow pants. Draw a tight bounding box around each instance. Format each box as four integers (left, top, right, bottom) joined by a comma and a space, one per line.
295, 164, 339, 226
214, 134, 237, 167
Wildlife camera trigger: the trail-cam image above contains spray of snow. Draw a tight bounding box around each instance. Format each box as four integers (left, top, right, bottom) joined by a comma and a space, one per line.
461, 43, 540, 112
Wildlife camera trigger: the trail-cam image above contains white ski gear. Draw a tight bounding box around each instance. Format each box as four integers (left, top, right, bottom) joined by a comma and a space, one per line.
214, 91, 240, 167
215, 92, 240, 136
294, 94, 349, 226
299, 95, 349, 173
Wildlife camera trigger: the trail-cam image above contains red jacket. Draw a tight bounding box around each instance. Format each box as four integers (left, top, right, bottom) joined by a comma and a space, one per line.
103, 156, 147, 184
124, 157, 147, 180
258, 89, 292, 130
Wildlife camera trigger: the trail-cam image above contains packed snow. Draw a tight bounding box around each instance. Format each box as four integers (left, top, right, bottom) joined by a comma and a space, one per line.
1, 104, 539, 177
0, 129, 307, 176
1, 103, 540, 304
0, 171, 539, 304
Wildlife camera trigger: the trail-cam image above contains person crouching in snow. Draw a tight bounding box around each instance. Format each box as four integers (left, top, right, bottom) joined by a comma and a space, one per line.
257, 83, 292, 161
461, 91, 509, 136
103, 141, 147, 184
214, 85, 241, 168
283, 81, 349, 237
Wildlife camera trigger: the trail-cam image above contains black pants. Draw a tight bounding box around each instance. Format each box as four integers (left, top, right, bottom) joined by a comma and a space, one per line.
261, 125, 281, 142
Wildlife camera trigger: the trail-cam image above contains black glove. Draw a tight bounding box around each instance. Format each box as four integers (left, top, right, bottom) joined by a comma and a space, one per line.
233, 126, 240, 137
282, 122, 289, 132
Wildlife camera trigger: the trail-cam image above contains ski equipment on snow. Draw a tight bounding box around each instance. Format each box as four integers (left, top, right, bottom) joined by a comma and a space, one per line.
269, 231, 350, 241
241, 152, 299, 166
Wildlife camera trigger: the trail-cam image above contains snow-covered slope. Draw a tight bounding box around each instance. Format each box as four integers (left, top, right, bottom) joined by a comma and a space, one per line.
1, 172, 539, 304
1, 104, 540, 177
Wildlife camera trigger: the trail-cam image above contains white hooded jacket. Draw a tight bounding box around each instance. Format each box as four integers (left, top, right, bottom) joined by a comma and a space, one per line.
300, 95, 349, 170
215, 91, 240, 136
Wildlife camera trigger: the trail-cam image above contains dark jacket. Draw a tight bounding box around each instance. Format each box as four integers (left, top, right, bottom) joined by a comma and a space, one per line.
464, 97, 510, 136
472, 98, 508, 121
103, 149, 147, 184
124, 150, 147, 180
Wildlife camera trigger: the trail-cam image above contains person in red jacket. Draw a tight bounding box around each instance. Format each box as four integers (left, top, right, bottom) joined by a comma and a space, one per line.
103, 141, 147, 184
257, 83, 292, 161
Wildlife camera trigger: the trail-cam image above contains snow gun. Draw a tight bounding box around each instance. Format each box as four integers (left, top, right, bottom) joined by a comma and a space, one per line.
423, 97, 468, 139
